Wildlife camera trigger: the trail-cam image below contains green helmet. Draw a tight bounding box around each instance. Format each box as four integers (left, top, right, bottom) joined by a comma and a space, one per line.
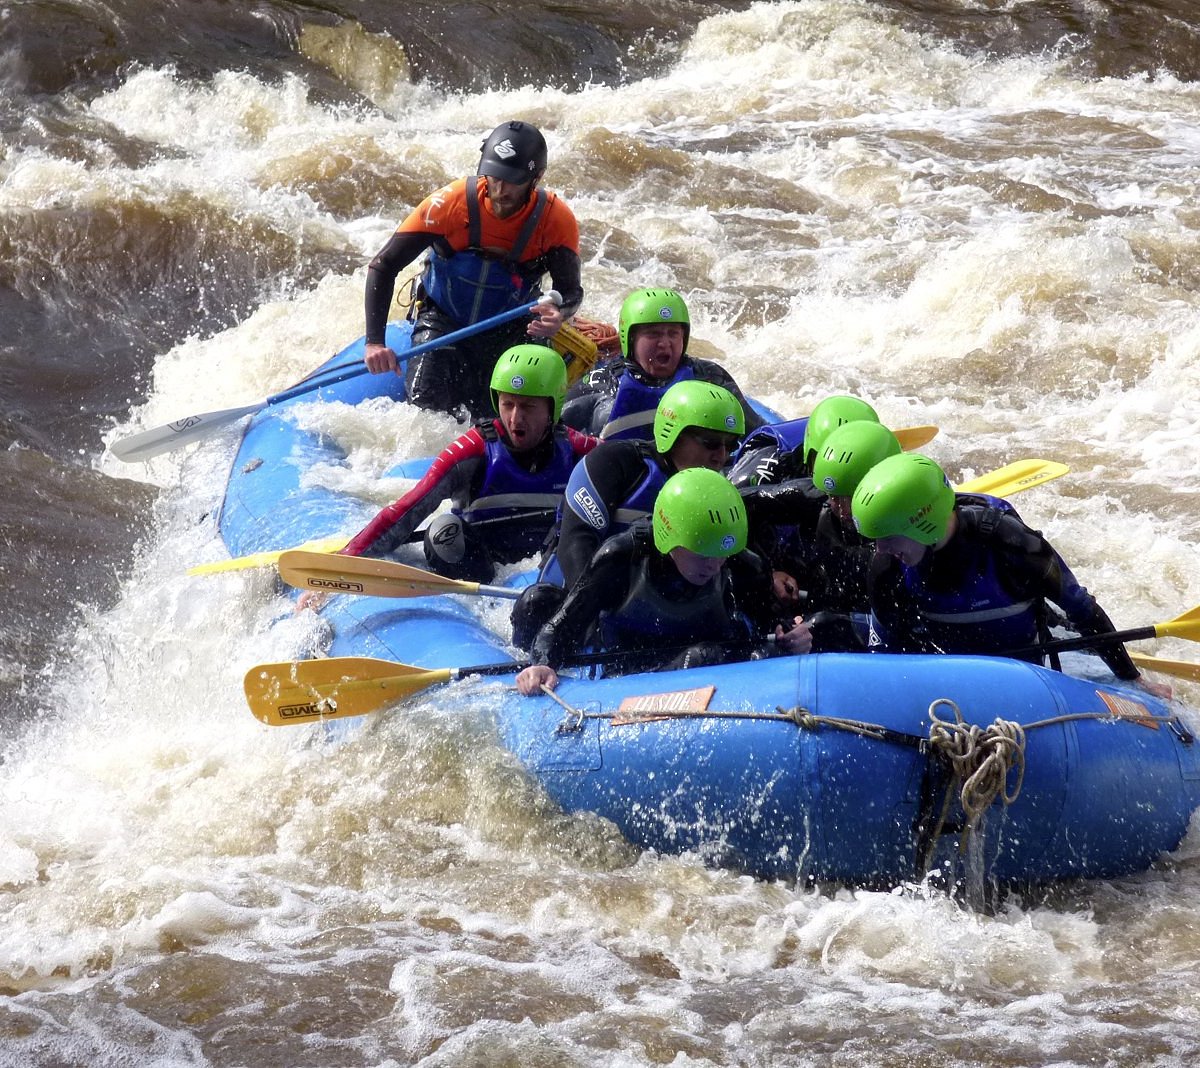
851, 453, 956, 546
802, 395, 880, 466
653, 380, 746, 454
812, 420, 901, 499
618, 288, 690, 358
653, 468, 748, 557
489, 344, 568, 421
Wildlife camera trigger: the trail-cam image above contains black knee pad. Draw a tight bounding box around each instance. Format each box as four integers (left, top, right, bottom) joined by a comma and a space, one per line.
423, 514, 494, 581
728, 444, 781, 488
424, 513, 468, 565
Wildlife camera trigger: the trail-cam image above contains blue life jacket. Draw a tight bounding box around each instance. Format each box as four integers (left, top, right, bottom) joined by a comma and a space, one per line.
868, 498, 1044, 656
599, 363, 696, 441
422, 179, 547, 326
539, 450, 667, 584
458, 424, 577, 559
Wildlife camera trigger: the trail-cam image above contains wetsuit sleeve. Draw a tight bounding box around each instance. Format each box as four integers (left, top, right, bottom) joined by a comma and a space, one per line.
559, 391, 602, 434
1038, 548, 1140, 680
556, 443, 649, 588
689, 357, 767, 433
989, 515, 1140, 679
813, 507, 875, 610
341, 429, 486, 557
534, 197, 582, 316
566, 358, 623, 399
725, 549, 781, 636
545, 249, 583, 318
741, 478, 827, 533
561, 359, 622, 434
365, 231, 436, 345
530, 535, 636, 669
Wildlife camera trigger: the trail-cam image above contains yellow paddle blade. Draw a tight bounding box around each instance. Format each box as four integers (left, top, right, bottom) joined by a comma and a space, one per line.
1154, 605, 1200, 643
1129, 653, 1200, 684
188, 535, 348, 576
894, 425, 939, 451
955, 459, 1070, 499
244, 657, 453, 725
277, 549, 484, 599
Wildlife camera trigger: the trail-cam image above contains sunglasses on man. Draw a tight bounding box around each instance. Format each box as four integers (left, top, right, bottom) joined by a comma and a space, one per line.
685, 430, 741, 452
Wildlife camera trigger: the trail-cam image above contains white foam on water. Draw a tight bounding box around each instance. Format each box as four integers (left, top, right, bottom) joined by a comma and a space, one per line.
5, 0, 1200, 1061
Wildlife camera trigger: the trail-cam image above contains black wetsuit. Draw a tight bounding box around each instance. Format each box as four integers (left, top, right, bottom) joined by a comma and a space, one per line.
529, 520, 776, 674
553, 438, 672, 589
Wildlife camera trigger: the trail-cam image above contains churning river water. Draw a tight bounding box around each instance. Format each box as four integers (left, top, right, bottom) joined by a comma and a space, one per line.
3, 1, 1200, 1064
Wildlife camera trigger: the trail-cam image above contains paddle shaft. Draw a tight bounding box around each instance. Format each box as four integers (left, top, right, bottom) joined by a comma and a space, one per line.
112, 293, 560, 462
401, 507, 556, 545
190, 508, 560, 577
1004, 623, 1176, 661
250, 608, 1200, 728
374, 635, 1200, 687
267, 293, 560, 407
445, 637, 762, 678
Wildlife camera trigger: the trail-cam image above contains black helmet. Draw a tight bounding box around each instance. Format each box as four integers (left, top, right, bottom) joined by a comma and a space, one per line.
478, 121, 547, 184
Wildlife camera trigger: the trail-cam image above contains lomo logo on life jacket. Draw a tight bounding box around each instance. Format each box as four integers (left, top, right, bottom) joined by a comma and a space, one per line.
572, 486, 606, 529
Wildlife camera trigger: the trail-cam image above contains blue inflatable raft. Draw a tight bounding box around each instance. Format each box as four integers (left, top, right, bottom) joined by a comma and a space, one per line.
218, 328, 1200, 888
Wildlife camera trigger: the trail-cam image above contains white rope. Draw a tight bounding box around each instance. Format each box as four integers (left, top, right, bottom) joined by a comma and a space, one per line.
927, 698, 1026, 830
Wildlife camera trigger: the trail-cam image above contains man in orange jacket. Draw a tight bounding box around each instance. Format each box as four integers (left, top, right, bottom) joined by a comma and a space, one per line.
362, 121, 583, 419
